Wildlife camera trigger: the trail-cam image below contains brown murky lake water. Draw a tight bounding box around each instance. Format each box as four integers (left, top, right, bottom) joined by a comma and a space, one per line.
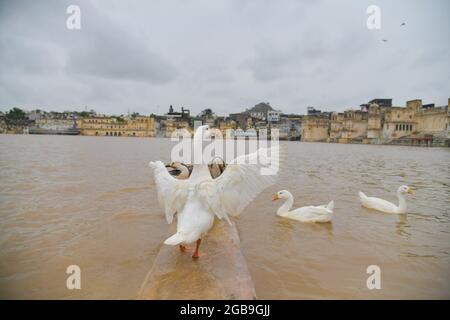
0, 135, 449, 299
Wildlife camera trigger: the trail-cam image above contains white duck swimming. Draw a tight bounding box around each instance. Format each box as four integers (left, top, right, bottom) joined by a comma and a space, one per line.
272, 190, 334, 223
359, 185, 414, 214
149, 125, 281, 258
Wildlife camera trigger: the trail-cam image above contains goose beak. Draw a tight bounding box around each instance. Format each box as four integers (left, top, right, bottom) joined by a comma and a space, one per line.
272, 194, 279, 201
407, 187, 415, 195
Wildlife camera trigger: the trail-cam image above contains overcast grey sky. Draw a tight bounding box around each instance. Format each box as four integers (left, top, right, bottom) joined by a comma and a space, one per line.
0, 0, 448, 116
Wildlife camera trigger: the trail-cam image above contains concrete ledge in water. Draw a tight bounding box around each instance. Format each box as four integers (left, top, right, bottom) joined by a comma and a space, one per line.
137, 220, 256, 300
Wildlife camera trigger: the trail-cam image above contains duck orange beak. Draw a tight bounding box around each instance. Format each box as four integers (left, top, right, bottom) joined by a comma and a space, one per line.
407, 187, 415, 195
272, 194, 279, 201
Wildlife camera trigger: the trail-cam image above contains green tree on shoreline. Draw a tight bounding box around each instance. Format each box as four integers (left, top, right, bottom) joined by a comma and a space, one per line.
6, 107, 26, 120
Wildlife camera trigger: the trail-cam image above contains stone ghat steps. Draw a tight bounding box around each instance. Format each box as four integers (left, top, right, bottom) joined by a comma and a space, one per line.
384, 131, 449, 147
137, 220, 257, 300
431, 131, 450, 147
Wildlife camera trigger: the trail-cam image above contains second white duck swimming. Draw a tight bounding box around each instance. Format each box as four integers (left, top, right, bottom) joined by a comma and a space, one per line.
359, 185, 414, 214
272, 190, 334, 223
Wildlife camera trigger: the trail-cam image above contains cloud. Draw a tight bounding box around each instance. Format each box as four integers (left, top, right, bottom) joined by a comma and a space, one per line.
0, 0, 448, 115
64, 7, 177, 84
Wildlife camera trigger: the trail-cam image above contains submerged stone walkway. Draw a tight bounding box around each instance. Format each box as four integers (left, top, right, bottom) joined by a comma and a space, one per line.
137, 219, 256, 300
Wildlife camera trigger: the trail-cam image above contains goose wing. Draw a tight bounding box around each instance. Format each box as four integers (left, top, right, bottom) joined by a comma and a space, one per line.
198, 145, 284, 223
289, 206, 332, 222
299, 206, 332, 216
149, 161, 189, 224
366, 197, 398, 212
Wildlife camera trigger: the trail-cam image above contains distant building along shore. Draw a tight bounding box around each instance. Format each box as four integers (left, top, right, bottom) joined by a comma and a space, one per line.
1, 98, 449, 147
302, 98, 449, 146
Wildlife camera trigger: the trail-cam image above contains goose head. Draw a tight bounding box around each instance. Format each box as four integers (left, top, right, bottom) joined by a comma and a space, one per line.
397, 185, 415, 196
168, 161, 183, 170
211, 157, 225, 166
166, 161, 190, 179
272, 190, 293, 201
209, 157, 225, 179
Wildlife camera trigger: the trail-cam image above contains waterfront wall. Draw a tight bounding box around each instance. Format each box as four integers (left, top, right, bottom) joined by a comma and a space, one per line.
137, 220, 257, 300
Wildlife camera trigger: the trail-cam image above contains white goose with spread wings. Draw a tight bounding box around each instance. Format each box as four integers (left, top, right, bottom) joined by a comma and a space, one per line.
149, 125, 282, 258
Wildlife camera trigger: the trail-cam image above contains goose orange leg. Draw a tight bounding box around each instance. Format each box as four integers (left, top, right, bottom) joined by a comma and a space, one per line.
192, 239, 202, 259
179, 245, 186, 252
